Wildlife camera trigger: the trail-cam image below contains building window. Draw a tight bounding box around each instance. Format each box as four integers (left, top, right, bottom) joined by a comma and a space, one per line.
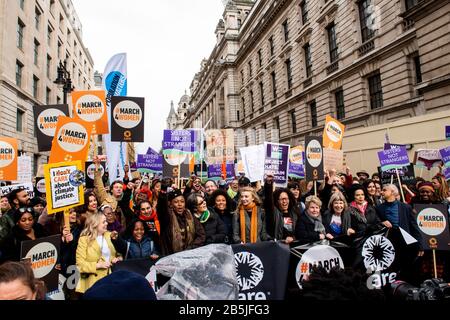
368, 72, 383, 109
310, 100, 317, 128
19, 0, 25, 10
35, 7, 41, 30
237, 19, 242, 29
290, 110, 297, 134
241, 97, 246, 119
327, 23, 338, 63
46, 87, 51, 104
304, 43, 312, 78
269, 36, 274, 56
16, 60, 23, 87
250, 90, 254, 113
16, 109, 25, 132
248, 61, 252, 77
240, 70, 244, 84
34, 39, 40, 65
335, 89, 345, 120
273, 117, 280, 130
47, 25, 53, 46
237, 110, 240, 121
50, 0, 55, 15
271, 71, 277, 98
57, 40, 62, 59
33, 75, 39, 98
413, 55, 422, 84
358, 0, 376, 43
405, 0, 419, 10
258, 49, 262, 67
59, 14, 64, 29
47, 55, 52, 79
285, 59, 293, 89
300, 1, 309, 25
17, 19, 25, 49
282, 19, 289, 42
259, 82, 265, 107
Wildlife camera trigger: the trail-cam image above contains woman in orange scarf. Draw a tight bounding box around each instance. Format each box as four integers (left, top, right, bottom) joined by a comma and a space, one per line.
232, 187, 270, 244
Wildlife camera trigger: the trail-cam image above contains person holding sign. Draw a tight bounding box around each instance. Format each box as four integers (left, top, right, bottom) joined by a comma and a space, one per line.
295, 196, 333, 244
75, 213, 122, 294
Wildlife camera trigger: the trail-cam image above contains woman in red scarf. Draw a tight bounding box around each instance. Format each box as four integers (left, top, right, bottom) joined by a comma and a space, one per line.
232, 187, 270, 244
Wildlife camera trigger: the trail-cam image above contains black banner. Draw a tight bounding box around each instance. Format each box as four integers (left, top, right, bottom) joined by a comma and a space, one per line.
33, 104, 70, 152
413, 204, 450, 251
111, 96, 145, 142
20, 235, 61, 292
305, 136, 324, 181
231, 241, 290, 300
85, 161, 106, 189
378, 163, 416, 187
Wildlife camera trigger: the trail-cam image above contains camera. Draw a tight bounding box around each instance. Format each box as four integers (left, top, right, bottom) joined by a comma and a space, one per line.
390, 278, 450, 300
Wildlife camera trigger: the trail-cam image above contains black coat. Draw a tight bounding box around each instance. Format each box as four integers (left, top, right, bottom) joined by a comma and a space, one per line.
212, 207, 234, 244
202, 207, 227, 244
273, 207, 300, 241
294, 212, 321, 244
60, 223, 82, 276
345, 205, 382, 240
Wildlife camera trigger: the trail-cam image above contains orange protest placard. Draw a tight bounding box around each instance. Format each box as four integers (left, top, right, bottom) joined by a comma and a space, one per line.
49, 116, 93, 164
0, 137, 18, 181
71, 90, 109, 135
323, 115, 345, 150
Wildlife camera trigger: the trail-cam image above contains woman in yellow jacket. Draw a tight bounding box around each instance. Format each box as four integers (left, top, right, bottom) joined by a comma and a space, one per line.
75, 212, 122, 294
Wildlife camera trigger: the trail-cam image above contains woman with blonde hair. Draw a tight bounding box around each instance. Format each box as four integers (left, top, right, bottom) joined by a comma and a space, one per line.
295, 195, 333, 244
232, 187, 270, 244
75, 212, 122, 294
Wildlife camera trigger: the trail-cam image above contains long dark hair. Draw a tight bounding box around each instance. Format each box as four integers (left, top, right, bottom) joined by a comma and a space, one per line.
123, 219, 151, 241
273, 188, 300, 215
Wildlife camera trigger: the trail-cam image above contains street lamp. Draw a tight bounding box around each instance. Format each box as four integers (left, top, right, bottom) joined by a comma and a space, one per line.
54, 60, 73, 104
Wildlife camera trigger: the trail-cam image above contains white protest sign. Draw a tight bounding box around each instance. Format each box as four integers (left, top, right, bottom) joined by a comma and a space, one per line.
240, 145, 265, 182
0, 182, 34, 198
13, 155, 32, 184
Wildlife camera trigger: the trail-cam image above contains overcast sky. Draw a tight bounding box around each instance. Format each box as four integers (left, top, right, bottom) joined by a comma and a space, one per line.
72, 0, 224, 153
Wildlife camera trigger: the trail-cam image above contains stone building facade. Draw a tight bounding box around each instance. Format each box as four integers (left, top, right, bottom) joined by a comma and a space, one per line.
0, 0, 95, 175
181, 0, 450, 177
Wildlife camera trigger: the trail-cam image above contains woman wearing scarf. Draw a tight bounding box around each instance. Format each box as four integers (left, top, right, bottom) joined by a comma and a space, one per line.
344, 185, 382, 244
186, 193, 227, 244
295, 196, 332, 244
232, 187, 270, 244
322, 192, 351, 243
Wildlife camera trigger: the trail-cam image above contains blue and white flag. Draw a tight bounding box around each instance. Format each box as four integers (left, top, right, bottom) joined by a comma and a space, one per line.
103, 53, 128, 184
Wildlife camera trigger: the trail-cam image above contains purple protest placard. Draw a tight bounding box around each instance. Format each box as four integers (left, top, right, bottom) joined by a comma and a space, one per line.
288, 162, 305, 179
444, 167, 450, 181
207, 163, 235, 179
446, 126, 450, 141
264, 143, 290, 187
137, 153, 163, 173
384, 143, 406, 150
378, 146, 410, 171
162, 130, 196, 155
440, 146, 450, 168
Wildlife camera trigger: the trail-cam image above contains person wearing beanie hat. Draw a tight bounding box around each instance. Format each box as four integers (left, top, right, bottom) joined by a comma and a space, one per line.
410, 181, 438, 205
29, 197, 46, 217
156, 188, 205, 256
83, 270, 157, 300
0, 207, 47, 262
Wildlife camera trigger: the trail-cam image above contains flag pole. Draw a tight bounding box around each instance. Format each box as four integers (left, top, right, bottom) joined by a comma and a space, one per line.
432, 249, 438, 279
396, 168, 405, 203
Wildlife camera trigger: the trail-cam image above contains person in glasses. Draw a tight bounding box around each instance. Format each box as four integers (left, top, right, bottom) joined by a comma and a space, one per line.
0, 207, 47, 262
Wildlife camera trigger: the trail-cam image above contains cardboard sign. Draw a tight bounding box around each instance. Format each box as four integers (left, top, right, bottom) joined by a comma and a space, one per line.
111, 96, 145, 142
205, 129, 235, 165
72, 90, 109, 135
264, 142, 290, 187
414, 149, 443, 170
414, 204, 450, 251
12, 155, 32, 184
378, 146, 410, 171
0, 137, 18, 181
323, 115, 345, 150
85, 161, 106, 189
33, 104, 70, 152
0, 182, 34, 198
21, 235, 60, 292
44, 161, 85, 214
323, 148, 344, 172
305, 136, 324, 181
49, 116, 93, 164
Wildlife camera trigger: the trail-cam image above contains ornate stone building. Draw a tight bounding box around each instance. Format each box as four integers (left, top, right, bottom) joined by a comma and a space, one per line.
182, 0, 450, 177
0, 0, 95, 175
166, 92, 191, 130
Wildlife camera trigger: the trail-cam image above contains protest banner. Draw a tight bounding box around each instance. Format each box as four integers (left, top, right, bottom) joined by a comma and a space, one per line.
49, 116, 93, 164
0, 137, 18, 181
440, 146, 450, 168
378, 164, 416, 187
205, 129, 235, 164
288, 146, 305, 179
231, 241, 290, 300
72, 90, 109, 135
305, 136, 324, 182
207, 163, 235, 180
35, 177, 46, 197
12, 155, 32, 184
111, 96, 145, 142
162, 130, 196, 165
414, 204, 450, 251
413, 149, 443, 170
240, 145, 265, 183
384, 143, 406, 150
33, 104, 70, 152
20, 235, 60, 292
323, 115, 345, 150
85, 161, 106, 189
264, 142, 290, 187
323, 148, 344, 172
137, 153, 163, 175
0, 182, 34, 198
378, 146, 410, 172
44, 161, 84, 214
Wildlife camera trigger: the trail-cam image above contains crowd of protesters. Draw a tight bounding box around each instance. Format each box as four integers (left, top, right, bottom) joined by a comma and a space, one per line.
0, 155, 449, 299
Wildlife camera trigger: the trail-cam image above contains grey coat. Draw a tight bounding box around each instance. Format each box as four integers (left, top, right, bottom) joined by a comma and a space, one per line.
232, 206, 270, 243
